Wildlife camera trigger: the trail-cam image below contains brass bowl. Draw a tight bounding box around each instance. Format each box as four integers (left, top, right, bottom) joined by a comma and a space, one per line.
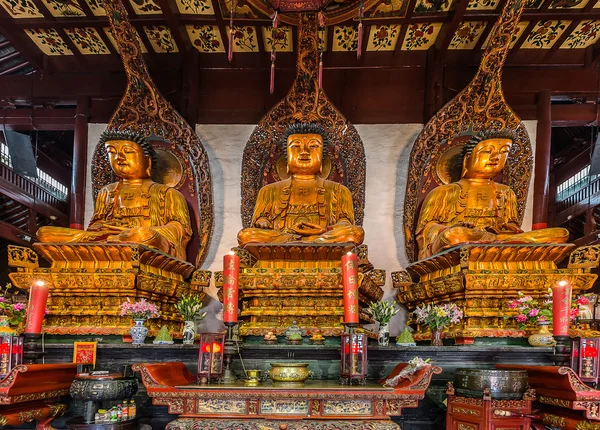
268, 363, 311, 387
244, 369, 263, 387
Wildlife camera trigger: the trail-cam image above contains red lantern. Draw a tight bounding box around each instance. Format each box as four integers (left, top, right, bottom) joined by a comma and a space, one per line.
340, 333, 367, 384
198, 333, 225, 384
0, 336, 23, 378
571, 338, 600, 385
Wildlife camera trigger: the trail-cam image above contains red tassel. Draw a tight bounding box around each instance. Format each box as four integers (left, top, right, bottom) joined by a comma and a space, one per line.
228, 28, 234, 62
318, 55, 323, 89
318, 11, 325, 28
273, 10, 279, 29
357, 22, 363, 60
270, 62, 275, 94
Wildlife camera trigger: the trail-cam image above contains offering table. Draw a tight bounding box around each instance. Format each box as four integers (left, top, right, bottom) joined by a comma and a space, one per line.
132, 361, 441, 429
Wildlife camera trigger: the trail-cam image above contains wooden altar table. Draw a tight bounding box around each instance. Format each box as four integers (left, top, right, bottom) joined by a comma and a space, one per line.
132, 361, 441, 430
0, 363, 78, 428
498, 364, 600, 429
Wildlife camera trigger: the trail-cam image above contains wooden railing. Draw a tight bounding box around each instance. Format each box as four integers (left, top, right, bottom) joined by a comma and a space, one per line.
0, 162, 68, 214
554, 176, 600, 226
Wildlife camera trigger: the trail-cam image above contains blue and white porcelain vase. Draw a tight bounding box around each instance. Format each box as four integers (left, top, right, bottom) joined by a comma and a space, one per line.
130, 319, 148, 345
182, 320, 196, 345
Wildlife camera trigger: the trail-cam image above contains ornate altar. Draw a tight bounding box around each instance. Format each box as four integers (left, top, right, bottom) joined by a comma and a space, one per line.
498, 364, 600, 429
219, 13, 384, 336
218, 244, 384, 336
132, 361, 441, 429
0, 363, 77, 427
393, 243, 598, 342
8, 0, 213, 336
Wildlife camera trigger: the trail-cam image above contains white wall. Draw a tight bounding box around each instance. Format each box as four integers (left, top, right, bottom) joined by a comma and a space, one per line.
85, 121, 537, 335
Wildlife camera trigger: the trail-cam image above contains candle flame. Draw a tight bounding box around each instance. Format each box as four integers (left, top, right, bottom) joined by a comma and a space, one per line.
35, 280, 45, 287
228, 251, 235, 256
347, 252, 353, 256
558, 280, 568, 287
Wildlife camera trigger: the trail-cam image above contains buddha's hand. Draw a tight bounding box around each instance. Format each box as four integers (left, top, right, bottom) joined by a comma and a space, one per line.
289, 221, 327, 236
254, 218, 272, 229
502, 223, 524, 234
110, 226, 159, 242
87, 223, 128, 233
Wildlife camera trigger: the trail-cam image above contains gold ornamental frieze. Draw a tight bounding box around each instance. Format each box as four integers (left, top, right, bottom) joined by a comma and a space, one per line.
394, 244, 599, 342
8, 244, 209, 337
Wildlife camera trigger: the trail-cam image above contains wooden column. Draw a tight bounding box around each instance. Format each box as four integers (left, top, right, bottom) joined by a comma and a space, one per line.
70, 95, 89, 230
532, 89, 551, 230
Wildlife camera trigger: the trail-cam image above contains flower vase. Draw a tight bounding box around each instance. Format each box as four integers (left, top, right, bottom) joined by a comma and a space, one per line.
528, 321, 556, 347
182, 320, 196, 345
377, 323, 390, 346
130, 319, 148, 345
431, 329, 443, 346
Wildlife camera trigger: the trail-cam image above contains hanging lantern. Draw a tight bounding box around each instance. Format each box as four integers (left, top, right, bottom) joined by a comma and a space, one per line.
197, 333, 225, 384
571, 338, 600, 385
340, 333, 367, 384
0, 335, 23, 378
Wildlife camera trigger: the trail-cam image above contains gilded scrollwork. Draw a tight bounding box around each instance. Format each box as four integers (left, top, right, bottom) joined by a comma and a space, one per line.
7, 245, 38, 268
403, 0, 530, 262
569, 245, 600, 269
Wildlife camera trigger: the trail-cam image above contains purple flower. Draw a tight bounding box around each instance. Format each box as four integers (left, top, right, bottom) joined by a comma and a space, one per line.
515, 314, 527, 323
538, 315, 547, 322
528, 308, 539, 317
12, 303, 25, 312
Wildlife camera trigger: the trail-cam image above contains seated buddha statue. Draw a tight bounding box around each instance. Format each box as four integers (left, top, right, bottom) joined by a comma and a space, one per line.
237, 123, 364, 246
36, 130, 192, 261
416, 130, 569, 260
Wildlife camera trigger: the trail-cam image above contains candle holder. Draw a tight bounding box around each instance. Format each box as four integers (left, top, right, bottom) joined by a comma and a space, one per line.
22, 332, 44, 364
340, 327, 367, 385
197, 332, 225, 384
220, 322, 238, 384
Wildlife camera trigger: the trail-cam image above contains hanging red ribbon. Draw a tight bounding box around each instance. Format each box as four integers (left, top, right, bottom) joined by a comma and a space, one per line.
228, 0, 235, 62
357, 1, 364, 60
270, 50, 276, 95
318, 52, 323, 89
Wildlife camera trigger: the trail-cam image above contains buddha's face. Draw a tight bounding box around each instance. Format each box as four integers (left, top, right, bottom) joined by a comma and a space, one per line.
287, 133, 323, 175
463, 138, 512, 179
105, 140, 151, 180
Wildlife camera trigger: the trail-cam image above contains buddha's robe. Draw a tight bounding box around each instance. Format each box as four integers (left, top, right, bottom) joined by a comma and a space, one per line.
238, 177, 364, 245
37, 182, 192, 260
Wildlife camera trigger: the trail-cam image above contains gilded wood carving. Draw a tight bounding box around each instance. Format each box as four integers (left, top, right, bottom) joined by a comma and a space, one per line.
240, 13, 366, 229
403, 0, 532, 262
91, 0, 213, 266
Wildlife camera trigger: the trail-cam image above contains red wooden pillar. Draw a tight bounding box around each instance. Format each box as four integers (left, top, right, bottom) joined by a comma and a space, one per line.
70, 95, 89, 230
532, 89, 551, 230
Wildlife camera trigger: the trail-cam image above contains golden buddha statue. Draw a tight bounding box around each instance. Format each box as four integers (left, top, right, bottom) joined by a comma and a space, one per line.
37, 130, 192, 261
237, 123, 364, 246
416, 130, 569, 260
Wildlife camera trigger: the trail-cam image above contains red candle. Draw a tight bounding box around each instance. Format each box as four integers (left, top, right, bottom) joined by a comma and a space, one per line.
553, 280, 572, 336
342, 252, 359, 325
25, 280, 49, 334
223, 252, 240, 324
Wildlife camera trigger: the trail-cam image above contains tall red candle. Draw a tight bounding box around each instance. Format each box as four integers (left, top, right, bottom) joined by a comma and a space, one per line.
342, 252, 359, 325
223, 252, 240, 324
553, 280, 572, 336
24, 280, 49, 334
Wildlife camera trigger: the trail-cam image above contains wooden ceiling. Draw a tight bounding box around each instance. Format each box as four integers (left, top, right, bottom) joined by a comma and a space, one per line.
1, 0, 600, 74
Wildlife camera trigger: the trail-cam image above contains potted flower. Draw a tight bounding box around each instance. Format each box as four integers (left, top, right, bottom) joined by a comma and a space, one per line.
508, 292, 555, 347
174, 294, 206, 345
0, 284, 29, 334
119, 298, 160, 344
413, 303, 463, 346
368, 300, 399, 346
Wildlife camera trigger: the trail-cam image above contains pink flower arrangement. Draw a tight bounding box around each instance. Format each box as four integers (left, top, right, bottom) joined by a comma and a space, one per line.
119, 298, 160, 320
509, 290, 586, 328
